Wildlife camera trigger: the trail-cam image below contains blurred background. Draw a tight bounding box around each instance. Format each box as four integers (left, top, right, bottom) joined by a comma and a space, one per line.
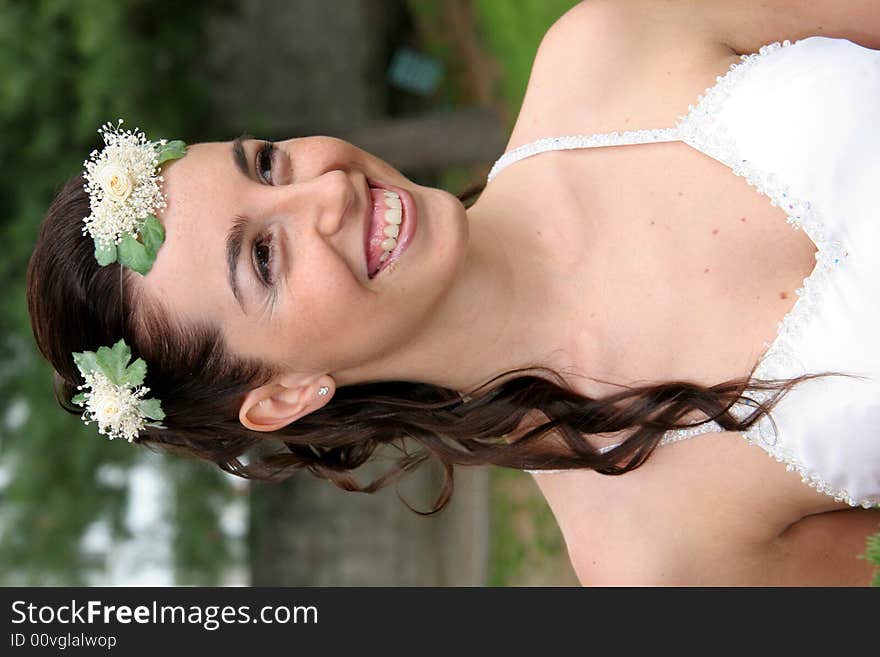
0, 0, 581, 586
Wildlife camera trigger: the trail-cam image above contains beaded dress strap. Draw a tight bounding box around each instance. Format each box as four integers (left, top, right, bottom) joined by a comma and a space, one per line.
486, 127, 681, 183
524, 441, 622, 475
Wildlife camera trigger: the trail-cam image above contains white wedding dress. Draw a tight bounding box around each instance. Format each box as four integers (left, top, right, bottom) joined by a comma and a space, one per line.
488, 37, 880, 508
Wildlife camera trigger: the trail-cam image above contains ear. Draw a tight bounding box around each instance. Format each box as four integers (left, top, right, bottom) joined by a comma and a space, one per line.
238, 376, 335, 432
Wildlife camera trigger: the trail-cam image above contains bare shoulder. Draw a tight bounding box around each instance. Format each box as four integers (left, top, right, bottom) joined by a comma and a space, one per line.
546, 1, 880, 55
507, 0, 732, 150
534, 0, 713, 53
509, 0, 880, 152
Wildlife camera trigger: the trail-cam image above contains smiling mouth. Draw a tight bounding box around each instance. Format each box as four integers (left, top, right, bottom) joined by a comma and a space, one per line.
364, 179, 416, 279
366, 188, 404, 278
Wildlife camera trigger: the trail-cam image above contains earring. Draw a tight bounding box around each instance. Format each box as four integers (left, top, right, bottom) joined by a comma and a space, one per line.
317, 386, 329, 396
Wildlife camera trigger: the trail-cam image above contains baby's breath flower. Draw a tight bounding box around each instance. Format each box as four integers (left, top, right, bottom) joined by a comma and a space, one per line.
82, 119, 167, 251
73, 369, 151, 443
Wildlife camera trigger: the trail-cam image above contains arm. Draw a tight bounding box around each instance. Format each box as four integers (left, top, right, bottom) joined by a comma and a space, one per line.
572, 507, 880, 586
766, 508, 880, 586
697, 0, 880, 53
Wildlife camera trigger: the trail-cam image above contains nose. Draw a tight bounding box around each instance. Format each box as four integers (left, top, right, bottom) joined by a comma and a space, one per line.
274, 169, 354, 238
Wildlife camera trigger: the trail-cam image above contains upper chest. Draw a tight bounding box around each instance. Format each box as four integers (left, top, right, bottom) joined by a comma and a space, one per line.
494, 44, 820, 395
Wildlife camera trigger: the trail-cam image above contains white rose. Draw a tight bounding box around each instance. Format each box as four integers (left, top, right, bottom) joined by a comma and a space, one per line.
97, 163, 134, 203
95, 396, 125, 428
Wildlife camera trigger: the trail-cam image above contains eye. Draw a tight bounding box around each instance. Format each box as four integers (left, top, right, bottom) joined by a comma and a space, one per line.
252, 231, 275, 286
255, 141, 275, 185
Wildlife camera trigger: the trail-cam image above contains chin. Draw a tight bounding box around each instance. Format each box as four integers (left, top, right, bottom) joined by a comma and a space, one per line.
383, 184, 467, 284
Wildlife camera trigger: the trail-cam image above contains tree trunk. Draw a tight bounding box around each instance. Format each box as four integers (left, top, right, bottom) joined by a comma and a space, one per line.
341, 108, 506, 176
250, 451, 489, 586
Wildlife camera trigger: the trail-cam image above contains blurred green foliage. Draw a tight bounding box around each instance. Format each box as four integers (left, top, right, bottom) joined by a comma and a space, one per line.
0, 0, 239, 585
474, 0, 578, 121
863, 529, 880, 586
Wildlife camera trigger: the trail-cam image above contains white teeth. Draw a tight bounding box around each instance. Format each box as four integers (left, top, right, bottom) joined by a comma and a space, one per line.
372, 188, 404, 268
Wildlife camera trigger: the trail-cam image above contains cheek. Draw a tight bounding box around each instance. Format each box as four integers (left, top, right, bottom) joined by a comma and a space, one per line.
287, 240, 368, 319
268, 270, 364, 348
300, 279, 365, 334
298, 285, 398, 366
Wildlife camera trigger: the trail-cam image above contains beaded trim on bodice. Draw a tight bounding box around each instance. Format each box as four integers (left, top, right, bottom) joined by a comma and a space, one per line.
505, 41, 871, 507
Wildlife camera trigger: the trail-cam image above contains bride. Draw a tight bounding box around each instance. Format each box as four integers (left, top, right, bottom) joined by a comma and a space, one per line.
27, 0, 880, 585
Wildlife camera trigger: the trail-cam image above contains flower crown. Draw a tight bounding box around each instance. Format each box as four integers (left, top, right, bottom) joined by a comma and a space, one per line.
72, 120, 185, 441
82, 119, 186, 275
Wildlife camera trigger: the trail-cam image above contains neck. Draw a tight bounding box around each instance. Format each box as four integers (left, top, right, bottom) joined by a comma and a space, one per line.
340, 181, 599, 397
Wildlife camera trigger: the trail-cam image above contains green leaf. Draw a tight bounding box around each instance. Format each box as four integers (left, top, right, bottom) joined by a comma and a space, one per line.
117, 233, 155, 275
71, 393, 87, 405
139, 215, 165, 257
156, 140, 187, 165
95, 242, 117, 266
110, 339, 132, 367
121, 358, 147, 388
95, 342, 129, 386
72, 351, 99, 378
139, 398, 165, 421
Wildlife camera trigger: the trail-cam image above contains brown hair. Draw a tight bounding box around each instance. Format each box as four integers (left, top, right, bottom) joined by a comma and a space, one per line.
27, 175, 835, 514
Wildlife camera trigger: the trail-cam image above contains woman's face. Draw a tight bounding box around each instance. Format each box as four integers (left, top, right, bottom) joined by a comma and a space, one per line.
140, 136, 468, 385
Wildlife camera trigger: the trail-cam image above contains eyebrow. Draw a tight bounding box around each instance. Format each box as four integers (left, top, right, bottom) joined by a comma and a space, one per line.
226, 215, 249, 314
232, 134, 252, 179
